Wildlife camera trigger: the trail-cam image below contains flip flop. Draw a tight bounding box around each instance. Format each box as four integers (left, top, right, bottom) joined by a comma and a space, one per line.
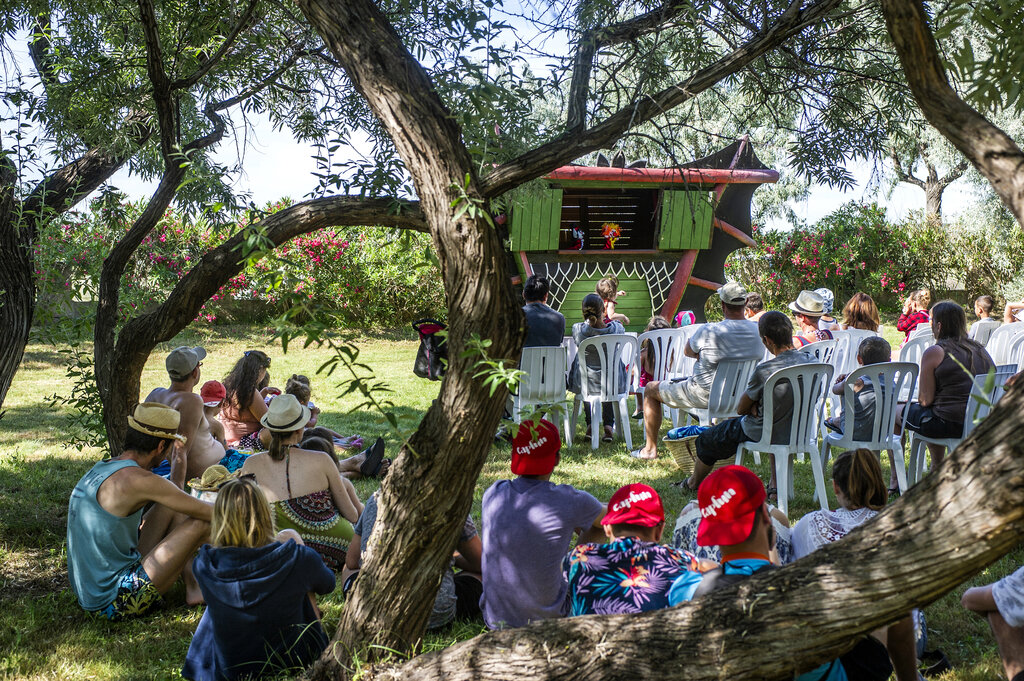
671, 478, 698, 491
359, 437, 386, 477
630, 448, 657, 460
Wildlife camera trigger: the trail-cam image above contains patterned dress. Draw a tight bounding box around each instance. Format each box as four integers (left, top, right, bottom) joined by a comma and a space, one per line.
271, 490, 353, 571
563, 537, 699, 616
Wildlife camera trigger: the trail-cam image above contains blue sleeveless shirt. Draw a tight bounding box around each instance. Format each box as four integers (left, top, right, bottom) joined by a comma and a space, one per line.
67, 459, 144, 610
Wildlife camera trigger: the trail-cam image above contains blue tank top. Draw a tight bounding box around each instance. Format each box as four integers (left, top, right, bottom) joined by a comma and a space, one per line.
67, 459, 144, 610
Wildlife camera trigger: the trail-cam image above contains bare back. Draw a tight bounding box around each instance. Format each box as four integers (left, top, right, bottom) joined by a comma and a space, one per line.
240, 447, 360, 522
146, 386, 225, 480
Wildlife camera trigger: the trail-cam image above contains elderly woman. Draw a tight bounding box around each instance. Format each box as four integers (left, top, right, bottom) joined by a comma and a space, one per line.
220, 350, 273, 448
239, 395, 362, 570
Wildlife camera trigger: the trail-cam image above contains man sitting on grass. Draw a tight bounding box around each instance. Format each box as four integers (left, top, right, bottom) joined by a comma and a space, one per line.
963, 569, 1024, 681
564, 483, 701, 616
480, 419, 605, 629
67, 403, 212, 619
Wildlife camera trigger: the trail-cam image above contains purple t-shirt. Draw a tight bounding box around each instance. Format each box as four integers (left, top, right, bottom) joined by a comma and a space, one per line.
481, 477, 604, 629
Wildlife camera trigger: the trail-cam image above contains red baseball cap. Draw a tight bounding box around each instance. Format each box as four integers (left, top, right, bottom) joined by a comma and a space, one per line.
696, 465, 767, 546
601, 483, 664, 527
200, 380, 226, 407
510, 420, 560, 476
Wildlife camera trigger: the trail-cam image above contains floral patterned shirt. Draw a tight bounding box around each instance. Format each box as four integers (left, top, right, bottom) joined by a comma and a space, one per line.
564, 537, 699, 616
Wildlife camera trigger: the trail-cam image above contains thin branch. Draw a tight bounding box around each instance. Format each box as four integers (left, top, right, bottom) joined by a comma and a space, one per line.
170, 0, 261, 91
940, 158, 969, 186
27, 14, 58, 91
890, 151, 925, 188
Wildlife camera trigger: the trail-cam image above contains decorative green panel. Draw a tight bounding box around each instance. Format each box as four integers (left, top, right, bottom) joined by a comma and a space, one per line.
511, 188, 563, 251
658, 191, 713, 250
558, 274, 651, 335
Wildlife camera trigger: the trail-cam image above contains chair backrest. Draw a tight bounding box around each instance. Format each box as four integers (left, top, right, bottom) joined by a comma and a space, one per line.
833, 328, 881, 376
636, 329, 690, 384
987, 323, 1024, 365
706, 357, 760, 419
898, 335, 935, 365
1007, 333, 1024, 373
672, 324, 703, 376
758, 363, 834, 448
577, 334, 637, 400
517, 346, 568, 404
993, 365, 1019, 405
963, 370, 1012, 439
802, 339, 839, 365
969, 319, 1001, 346
836, 361, 918, 448
908, 325, 935, 344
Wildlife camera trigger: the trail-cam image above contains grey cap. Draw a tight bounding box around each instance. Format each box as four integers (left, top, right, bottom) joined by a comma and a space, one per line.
166, 346, 207, 380
718, 282, 748, 305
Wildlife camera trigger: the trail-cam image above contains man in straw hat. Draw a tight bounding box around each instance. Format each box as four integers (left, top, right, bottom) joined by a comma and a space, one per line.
480, 419, 605, 629
67, 402, 213, 620
146, 346, 228, 481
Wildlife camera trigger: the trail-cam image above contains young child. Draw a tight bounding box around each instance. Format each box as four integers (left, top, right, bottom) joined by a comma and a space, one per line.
284, 374, 320, 427
200, 380, 228, 449
970, 295, 1001, 345
596, 275, 630, 325
568, 293, 626, 442
633, 315, 672, 419
897, 289, 931, 341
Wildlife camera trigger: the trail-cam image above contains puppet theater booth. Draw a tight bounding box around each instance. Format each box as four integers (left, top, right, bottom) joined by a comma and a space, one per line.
508, 137, 778, 333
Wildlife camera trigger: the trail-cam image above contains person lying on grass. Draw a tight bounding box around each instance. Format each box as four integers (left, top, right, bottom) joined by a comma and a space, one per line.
67, 402, 212, 620
182, 477, 334, 681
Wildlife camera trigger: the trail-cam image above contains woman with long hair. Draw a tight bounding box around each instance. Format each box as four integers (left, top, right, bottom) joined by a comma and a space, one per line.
220, 350, 273, 447
840, 292, 881, 332
238, 394, 362, 570
182, 477, 334, 681
792, 449, 919, 681
902, 300, 995, 468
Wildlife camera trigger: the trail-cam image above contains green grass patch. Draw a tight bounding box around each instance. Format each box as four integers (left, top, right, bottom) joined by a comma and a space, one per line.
0, 324, 1016, 680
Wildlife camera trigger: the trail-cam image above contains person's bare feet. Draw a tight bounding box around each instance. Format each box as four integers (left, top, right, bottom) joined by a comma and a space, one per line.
630, 446, 658, 460
184, 561, 205, 606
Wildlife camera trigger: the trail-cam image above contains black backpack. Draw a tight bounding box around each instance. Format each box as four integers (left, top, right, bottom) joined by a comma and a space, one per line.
412, 318, 447, 381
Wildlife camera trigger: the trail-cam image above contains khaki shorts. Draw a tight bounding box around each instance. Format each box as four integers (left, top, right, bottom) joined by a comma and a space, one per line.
654, 378, 708, 411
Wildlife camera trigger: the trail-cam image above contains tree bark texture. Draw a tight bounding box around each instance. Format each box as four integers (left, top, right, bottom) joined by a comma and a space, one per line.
360, 385, 1024, 681
98, 197, 425, 453
296, 0, 524, 675
880, 0, 1024, 227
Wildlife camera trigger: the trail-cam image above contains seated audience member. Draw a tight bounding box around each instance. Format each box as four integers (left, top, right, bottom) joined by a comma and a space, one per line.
344, 471, 483, 629
633, 283, 763, 460
220, 350, 273, 448
199, 380, 227, 450
672, 498, 793, 565
633, 315, 673, 419
901, 301, 995, 469
67, 403, 212, 620
565, 484, 701, 616
970, 294, 1001, 345
481, 420, 605, 629
897, 289, 931, 341
963, 568, 1024, 681
790, 290, 834, 346
669, 465, 899, 681
568, 293, 626, 442
146, 346, 230, 480
522, 274, 566, 347
792, 450, 920, 681
744, 292, 766, 322
840, 292, 881, 332
680, 311, 814, 495
239, 395, 362, 570
1004, 298, 1024, 325
182, 478, 333, 681
675, 310, 696, 327
814, 287, 839, 329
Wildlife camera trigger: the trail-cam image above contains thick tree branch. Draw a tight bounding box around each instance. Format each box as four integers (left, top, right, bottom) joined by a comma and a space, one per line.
169, 0, 262, 91
483, 0, 843, 198
940, 158, 970, 186
28, 15, 58, 91
890, 151, 925, 188
137, 0, 177, 160
366, 385, 1024, 681
879, 0, 1024, 226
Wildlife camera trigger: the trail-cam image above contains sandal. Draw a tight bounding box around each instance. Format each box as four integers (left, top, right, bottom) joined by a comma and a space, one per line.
671, 478, 698, 491
630, 448, 658, 460
359, 437, 386, 477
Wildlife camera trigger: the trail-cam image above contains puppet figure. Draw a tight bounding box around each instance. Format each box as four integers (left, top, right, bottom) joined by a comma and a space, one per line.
570, 224, 585, 250
601, 222, 621, 250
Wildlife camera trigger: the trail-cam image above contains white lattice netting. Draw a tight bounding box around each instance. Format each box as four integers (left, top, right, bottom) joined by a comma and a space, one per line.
531, 260, 679, 313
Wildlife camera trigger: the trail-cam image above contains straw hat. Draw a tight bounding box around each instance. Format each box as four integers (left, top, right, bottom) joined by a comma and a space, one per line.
187, 464, 237, 492
128, 402, 187, 443
789, 290, 825, 316
259, 393, 311, 433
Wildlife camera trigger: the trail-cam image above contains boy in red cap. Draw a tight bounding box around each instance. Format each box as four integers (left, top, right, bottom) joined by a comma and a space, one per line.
564, 484, 700, 616
480, 420, 605, 629
200, 381, 227, 449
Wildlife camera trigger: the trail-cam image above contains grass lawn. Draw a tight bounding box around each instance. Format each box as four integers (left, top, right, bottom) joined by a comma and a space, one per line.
0, 324, 1018, 680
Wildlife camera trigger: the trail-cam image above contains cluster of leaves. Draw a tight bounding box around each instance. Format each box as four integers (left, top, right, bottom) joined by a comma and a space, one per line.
33, 196, 446, 334
728, 202, 1024, 312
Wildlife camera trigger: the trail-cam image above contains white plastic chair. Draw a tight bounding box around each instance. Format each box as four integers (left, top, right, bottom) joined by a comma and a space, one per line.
682, 357, 760, 428
822, 362, 919, 494
986, 323, 1024, 365
898, 335, 936, 402
512, 346, 572, 446
969, 319, 1001, 346
906, 367, 1016, 484
994, 364, 1018, 404
1006, 333, 1024, 373
833, 329, 881, 376
570, 334, 637, 449
802, 339, 839, 365
734, 362, 835, 516
632, 328, 691, 419
908, 326, 935, 345
670, 324, 703, 378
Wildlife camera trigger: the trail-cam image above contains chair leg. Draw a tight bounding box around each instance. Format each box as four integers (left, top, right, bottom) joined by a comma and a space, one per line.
589, 400, 600, 450
890, 441, 909, 494
788, 455, 796, 498
906, 432, 921, 485
775, 453, 790, 516
562, 402, 573, 448
619, 399, 633, 450
752, 452, 762, 465
734, 444, 746, 466
809, 445, 829, 511
570, 396, 581, 442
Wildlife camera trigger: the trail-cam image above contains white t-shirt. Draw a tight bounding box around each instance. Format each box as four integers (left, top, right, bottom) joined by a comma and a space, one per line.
682, 319, 763, 402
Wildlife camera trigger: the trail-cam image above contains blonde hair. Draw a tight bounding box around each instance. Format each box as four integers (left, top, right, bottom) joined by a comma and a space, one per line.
211, 478, 275, 548
911, 289, 931, 309
596, 276, 619, 302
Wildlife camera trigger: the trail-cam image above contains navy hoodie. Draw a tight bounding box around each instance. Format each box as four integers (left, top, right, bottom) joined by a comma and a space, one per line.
182, 539, 335, 681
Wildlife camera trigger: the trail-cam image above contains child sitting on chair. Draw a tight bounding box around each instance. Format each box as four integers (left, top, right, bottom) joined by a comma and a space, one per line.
569, 294, 627, 443
596, 275, 630, 326
633, 316, 672, 420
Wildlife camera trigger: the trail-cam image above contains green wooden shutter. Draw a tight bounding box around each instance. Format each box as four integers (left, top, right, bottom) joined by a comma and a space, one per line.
659, 191, 713, 250
510, 188, 563, 251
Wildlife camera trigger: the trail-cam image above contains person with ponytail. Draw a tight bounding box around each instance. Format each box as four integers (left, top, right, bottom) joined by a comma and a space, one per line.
182, 477, 334, 681
792, 449, 922, 681
220, 350, 274, 447
567, 293, 626, 442
238, 395, 362, 571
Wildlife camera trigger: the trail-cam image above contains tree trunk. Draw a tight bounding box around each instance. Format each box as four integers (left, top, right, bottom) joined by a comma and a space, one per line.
354, 385, 1024, 681
924, 180, 943, 223
880, 0, 1024, 227
0, 158, 34, 414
